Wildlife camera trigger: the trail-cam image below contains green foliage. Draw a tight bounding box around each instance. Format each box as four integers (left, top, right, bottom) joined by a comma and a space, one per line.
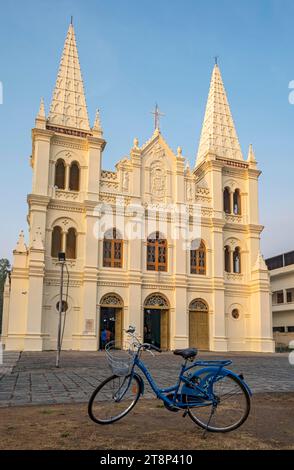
0, 258, 11, 334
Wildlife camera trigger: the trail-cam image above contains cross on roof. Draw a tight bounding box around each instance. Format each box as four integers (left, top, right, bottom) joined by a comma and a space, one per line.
151, 103, 165, 130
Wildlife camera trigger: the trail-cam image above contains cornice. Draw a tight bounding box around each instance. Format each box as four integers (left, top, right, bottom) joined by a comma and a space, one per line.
27, 194, 50, 206
32, 127, 54, 140
87, 135, 107, 151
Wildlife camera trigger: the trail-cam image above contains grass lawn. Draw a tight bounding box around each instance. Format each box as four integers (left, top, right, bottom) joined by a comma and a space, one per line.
0, 393, 293, 450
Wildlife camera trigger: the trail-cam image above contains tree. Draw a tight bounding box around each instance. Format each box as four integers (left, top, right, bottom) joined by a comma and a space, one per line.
0, 258, 11, 334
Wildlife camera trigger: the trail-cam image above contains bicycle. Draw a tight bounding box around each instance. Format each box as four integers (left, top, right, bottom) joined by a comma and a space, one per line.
88, 326, 252, 433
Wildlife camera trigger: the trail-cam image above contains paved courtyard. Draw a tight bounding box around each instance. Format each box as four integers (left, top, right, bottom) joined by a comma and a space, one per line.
0, 350, 293, 407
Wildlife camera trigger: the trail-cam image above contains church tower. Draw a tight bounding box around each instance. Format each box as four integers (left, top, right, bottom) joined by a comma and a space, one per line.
3, 23, 105, 350
194, 63, 274, 351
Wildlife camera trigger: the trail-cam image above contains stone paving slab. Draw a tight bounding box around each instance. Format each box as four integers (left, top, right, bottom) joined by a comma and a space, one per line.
0, 352, 20, 380
0, 350, 293, 407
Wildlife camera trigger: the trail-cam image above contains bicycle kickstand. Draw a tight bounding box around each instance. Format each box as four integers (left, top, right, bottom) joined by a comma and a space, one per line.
201, 404, 216, 440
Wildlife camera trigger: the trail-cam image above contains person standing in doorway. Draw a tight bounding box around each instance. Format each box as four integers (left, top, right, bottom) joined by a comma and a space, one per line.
101, 328, 107, 350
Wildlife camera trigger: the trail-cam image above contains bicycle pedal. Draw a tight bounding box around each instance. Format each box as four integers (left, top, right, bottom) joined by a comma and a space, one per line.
182, 411, 188, 418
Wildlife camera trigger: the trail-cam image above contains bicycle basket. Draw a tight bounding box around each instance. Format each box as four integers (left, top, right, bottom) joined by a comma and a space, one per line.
105, 341, 135, 376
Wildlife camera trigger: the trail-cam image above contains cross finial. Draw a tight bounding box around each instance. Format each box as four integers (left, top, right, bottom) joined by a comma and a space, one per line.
214, 55, 219, 65
151, 103, 165, 131
70, 15, 73, 25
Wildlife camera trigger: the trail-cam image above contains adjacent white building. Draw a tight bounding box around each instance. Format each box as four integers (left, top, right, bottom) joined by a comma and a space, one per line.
266, 251, 294, 347
1, 23, 274, 352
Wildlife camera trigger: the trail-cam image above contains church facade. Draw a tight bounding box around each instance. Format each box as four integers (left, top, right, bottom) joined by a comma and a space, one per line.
1, 24, 275, 352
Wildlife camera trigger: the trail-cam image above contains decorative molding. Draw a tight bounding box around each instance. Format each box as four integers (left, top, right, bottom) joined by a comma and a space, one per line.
150, 156, 166, 203
142, 284, 173, 290
47, 125, 91, 138
48, 203, 84, 213
225, 214, 243, 224
99, 193, 131, 205
144, 294, 169, 308
216, 157, 248, 169
55, 190, 79, 201
100, 293, 123, 307
100, 181, 119, 191
52, 138, 88, 151
45, 279, 82, 287
201, 208, 213, 217
101, 170, 118, 181
196, 186, 210, 196
189, 299, 209, 312
98, 281, 129, 288
225, 273, 244, 282
195, 195, 212, 204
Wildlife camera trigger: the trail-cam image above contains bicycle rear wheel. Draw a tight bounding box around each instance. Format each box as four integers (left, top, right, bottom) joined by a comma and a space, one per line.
88, 374, 141, 425
186, 372, 250, 432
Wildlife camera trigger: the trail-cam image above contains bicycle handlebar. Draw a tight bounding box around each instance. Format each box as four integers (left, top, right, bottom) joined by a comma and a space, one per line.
124, 326, 162, 353
142, 343, 162, 353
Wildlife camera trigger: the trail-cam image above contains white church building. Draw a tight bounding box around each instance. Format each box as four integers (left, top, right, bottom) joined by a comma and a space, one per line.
1, 23, 274, 352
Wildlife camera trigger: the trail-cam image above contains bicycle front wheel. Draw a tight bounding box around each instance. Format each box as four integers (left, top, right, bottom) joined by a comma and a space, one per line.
186, 372, 250, 432
88, 374, 141, 425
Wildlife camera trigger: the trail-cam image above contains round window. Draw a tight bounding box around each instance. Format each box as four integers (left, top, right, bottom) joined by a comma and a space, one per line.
56, 300, 68, 313
232, 308, 240, 320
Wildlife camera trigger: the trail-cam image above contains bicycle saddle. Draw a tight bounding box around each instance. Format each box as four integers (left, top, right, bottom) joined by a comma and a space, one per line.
173, 348, 198, 359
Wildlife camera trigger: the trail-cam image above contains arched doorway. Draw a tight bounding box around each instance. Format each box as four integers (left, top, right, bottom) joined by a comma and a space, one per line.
99, 294, 123, 350
144, 294, 169, 350
189, 299, 209, 350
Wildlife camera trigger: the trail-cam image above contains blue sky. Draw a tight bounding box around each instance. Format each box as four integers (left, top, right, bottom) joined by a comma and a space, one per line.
0, 0, 293, 260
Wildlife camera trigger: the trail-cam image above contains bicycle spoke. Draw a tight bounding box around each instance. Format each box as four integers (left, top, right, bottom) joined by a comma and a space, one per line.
89, 374, 141, 424
186, 373, 250, 432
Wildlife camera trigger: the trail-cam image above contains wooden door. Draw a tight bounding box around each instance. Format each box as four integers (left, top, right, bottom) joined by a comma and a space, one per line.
160, 310, 169, 350
115, 308, 122, 348
189, 310, 209, 350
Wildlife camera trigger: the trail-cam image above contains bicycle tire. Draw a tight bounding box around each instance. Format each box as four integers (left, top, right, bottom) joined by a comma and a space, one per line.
185, 372, 251, 432
88, 374, 141, 425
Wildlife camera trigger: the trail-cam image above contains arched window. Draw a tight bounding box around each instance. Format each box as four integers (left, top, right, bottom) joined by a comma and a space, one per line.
54, 159, 66, 189
103, 228, 123, 268
51, 226, 62, 258
69, 161, 80, 191
190, 240, 206, 275
223, 187, 231, 214
66, 228, 77, 259
233, 189, 241, 215
224, 245, 231, 272
233, 247, 241, 273
147, 231, 167, 272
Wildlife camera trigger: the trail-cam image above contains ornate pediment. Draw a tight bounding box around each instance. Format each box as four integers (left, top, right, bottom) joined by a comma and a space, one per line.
141, 133, 176, 204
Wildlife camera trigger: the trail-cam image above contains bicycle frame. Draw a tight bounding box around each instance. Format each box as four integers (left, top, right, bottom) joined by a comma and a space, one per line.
130, 353, 235, 410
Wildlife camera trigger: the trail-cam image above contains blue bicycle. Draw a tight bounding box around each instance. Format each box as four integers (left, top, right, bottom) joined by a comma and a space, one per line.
88, 326, 252, 432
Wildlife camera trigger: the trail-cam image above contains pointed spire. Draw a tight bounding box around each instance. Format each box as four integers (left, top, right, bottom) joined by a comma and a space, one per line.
247, 144, 257, 166
253, 251, 268, 271
37, 98, 46, 119
48, 23, 90, 131
196, 64, 243, 166
185, 161, 191, 174
4, 274, 10, 292
133, 137, 139, 149
14, 230, 27, 253
92, 109, 103, 137
35, 98, 46, 129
